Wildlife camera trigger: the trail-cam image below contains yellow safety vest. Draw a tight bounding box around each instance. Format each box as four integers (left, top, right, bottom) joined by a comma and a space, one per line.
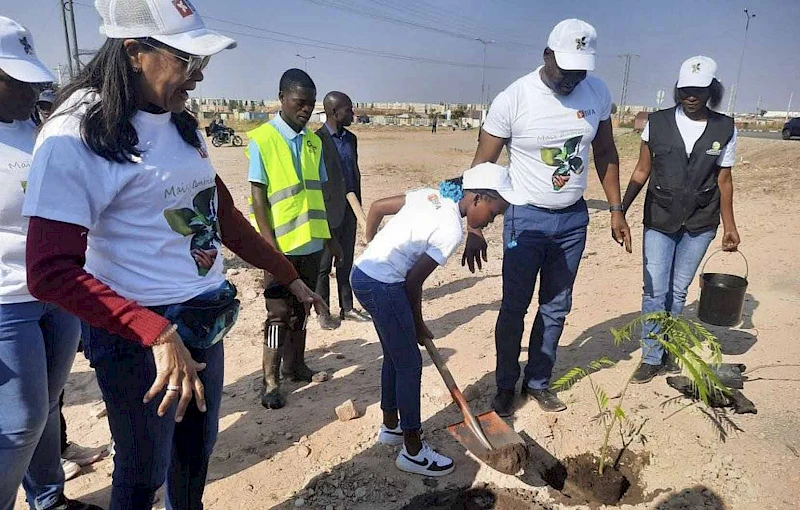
247, 123, 330, 253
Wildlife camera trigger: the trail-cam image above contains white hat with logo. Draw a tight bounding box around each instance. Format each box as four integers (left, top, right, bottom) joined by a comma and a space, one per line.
463, 163, 527, 206
0, 16, 56, 83
547, 18, 597, 71
95, 0, 236, 56
677, 56, 717, 88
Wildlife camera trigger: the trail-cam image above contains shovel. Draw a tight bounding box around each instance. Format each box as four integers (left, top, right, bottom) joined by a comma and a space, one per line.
420, 336, 527, 471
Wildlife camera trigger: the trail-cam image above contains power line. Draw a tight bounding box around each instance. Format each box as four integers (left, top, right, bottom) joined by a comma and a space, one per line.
617, 53, 639, 120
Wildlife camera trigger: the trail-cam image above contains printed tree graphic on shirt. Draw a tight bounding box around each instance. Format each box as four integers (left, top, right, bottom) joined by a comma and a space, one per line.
163, 186, 221, 276
540, 135, 584, 191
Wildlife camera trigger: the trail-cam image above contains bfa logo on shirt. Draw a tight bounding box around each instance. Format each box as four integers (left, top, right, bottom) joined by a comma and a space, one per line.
427, 194, 442, 209
576, 108, 596, 119
706, 141, 722, 156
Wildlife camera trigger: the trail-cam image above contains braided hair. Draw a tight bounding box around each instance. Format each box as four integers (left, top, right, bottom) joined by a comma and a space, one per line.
439, 176, 503, 202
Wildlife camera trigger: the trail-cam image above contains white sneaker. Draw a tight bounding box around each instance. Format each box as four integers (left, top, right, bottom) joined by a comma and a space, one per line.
61, 458, 81, 481
395, 443, 454, 477
377, 424, 404, 446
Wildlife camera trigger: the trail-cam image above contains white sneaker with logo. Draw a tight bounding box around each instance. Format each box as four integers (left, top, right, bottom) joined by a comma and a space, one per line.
61, 458, 81, 481
395, 443, 454, 477
377, 424, 404, 446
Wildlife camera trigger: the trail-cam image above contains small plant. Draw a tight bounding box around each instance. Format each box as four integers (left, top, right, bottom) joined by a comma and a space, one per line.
553, 312, 730, 475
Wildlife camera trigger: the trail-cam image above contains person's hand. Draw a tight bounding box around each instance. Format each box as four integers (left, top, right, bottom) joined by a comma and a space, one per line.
722, 229, 740, 252
461, 229, 488, 273
328, 237, 344, 264
288, 278, 329, 317
610, 211, 632, 253
552, 173, 571, 189
416, 321, 434, 346
144, 328, 207, 422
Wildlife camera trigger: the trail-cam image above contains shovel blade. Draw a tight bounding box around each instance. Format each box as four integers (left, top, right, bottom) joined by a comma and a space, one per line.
446, 410, 526, 463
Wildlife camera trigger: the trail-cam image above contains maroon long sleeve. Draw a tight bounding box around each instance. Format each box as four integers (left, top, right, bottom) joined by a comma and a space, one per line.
214, 176, 299, 284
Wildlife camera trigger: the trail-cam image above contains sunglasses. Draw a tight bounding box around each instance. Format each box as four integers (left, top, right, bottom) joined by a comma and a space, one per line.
678, 87, 710, 99
140, 38, 210, 78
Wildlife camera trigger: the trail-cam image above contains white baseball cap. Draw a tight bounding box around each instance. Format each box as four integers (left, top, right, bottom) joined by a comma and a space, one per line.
95, 0, 236, 56
677, 56, 717, 88
547, 19, 597, 71
463, 163, 527, 206
0, 17, 56, 83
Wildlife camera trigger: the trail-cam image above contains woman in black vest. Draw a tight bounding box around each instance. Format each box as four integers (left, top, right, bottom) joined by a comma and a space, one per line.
622, 56, 740, 384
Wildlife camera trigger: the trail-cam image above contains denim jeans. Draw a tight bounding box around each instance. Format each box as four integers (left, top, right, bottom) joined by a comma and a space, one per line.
83, 325, 224, 510
0, 301, 81, 510
641, 227, 716, 365
351, 267, 422, 431
495, 200, 589, 391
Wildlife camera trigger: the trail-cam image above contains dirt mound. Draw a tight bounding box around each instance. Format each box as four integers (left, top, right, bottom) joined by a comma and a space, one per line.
483, 443, 529, 475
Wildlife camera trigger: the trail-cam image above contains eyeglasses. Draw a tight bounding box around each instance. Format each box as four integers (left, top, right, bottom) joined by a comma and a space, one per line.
140, 39, 210, 78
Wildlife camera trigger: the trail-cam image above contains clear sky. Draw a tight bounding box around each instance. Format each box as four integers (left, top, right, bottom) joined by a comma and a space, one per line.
5, 0, 799, 112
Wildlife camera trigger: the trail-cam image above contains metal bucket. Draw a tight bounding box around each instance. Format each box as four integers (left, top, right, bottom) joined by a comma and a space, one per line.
698, 250, 748, 327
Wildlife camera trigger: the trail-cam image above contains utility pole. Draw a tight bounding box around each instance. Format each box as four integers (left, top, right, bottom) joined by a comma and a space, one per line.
475, 38, 495, 108
617, 53, 638, 122
295, 53, 315, 72
66, 0, 81, 73
787, 92, 794, 122
755, 95, 762, 118
731, 8, 756, 116
59, 0, 74, 78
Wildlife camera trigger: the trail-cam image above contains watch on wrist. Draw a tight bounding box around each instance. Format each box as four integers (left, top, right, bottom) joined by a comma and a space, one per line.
609, 204, 624, 213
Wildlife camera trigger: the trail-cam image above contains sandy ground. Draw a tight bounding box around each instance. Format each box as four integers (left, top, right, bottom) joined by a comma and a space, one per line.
22, 127, 800, 510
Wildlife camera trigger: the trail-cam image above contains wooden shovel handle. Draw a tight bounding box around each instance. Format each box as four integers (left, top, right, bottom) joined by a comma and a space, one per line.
420, 336, 493, 451
346, 192, 368, 231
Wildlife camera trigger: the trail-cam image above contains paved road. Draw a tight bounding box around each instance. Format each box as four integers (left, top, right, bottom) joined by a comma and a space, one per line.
738, 131, 789, 141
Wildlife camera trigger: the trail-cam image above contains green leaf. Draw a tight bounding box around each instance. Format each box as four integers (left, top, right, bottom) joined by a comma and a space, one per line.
552, 367, 587, 391
540, 147, 562, 167
163, 208, 197, 236
595, 386, 609, 410
614, 406, 626, 420
564, 135, 582, 157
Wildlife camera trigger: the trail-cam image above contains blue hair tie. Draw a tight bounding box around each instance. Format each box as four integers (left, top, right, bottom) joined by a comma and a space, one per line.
439, 180, 464, 203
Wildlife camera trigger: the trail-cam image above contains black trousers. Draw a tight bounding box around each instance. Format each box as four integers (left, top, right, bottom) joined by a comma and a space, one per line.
316, 208, 356, 314
265, 251, 323, 334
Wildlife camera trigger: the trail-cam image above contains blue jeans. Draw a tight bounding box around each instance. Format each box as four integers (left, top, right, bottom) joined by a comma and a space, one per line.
0, 301, 81, 510
351, 267, 422, 431
641, 227, 716, 365
495, 200, 589, 391
83, 325, 224, 510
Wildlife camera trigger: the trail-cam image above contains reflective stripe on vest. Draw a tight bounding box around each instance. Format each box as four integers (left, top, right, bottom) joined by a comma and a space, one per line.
246, 123, 330, 253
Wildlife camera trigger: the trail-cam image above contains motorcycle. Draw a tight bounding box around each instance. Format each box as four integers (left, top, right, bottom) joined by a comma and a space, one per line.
207, 126, 243, 148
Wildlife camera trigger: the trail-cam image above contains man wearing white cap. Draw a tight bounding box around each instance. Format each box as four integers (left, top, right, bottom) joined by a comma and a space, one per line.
0, 16, 103, 510
464, 19, 631, 416
622, 56, 738, 384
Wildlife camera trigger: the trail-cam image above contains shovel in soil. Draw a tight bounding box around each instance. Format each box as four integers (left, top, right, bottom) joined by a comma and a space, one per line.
420, 336, 528, 474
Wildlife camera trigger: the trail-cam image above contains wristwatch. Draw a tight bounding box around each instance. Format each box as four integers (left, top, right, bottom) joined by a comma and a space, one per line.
609, 204, 624, 213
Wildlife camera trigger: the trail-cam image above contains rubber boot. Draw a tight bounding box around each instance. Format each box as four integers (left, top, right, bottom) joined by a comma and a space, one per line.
283, 329, 318, 382
261, 323, 286, 409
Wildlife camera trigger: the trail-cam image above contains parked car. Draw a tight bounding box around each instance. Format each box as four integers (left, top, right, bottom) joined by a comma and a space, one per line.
357, 115, 370, 124
783, 117, 800, 140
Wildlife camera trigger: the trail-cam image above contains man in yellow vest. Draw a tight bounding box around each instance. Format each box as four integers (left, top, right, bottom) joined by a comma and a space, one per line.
248, 69, 342, 409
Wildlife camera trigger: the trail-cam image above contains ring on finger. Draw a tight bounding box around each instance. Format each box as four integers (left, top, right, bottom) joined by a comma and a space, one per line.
167, 385, 181, 392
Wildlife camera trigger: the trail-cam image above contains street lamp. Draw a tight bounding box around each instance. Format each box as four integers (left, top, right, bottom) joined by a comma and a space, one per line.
731, 8, 755, 116
475, 38, 495, 108
295, 53, 316, 72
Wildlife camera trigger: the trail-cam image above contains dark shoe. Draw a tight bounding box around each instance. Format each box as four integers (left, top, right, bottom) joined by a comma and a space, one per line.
282, 330, 325, 383
260, 388, 285, 409
523, 387, 567, 412
47, 495, 104, 510
662, 354, 681, 374
317, 314, 340, 330
261, 343, 284, 408
492, 389, 515, 417
340, 309, 372, 322
631, 363, 662, 384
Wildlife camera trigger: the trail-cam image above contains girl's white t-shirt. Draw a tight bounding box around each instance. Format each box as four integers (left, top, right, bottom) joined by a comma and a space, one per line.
355, 188, 463, 284
23, 90, 225, 306
0, 119, 38, 304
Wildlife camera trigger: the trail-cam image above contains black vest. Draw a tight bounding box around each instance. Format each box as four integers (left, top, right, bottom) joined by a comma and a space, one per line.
643, 107, 734, 234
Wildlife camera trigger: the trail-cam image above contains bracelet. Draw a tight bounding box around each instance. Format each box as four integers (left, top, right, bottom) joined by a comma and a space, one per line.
609, 204, 624, 213
152, 324, 178, 346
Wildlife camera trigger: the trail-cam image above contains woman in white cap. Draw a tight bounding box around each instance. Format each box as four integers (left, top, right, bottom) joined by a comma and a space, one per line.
352, 163, 526, 477
22, 1, 325, 508
622, 56, 740, 384
0, 15, 102, 510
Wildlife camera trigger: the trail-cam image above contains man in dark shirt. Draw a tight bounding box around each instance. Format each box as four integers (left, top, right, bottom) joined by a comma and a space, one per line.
316, 91, 371, 329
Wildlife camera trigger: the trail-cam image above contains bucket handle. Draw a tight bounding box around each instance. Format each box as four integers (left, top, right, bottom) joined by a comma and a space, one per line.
700, 249, 748, 280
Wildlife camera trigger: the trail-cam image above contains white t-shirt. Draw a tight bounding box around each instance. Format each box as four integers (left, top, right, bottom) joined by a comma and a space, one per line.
642, 107, 737, 167
355, 188, 463, 284
482, 66, 613, 210
23, 90, 225, 306
0, 119, 38, 304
